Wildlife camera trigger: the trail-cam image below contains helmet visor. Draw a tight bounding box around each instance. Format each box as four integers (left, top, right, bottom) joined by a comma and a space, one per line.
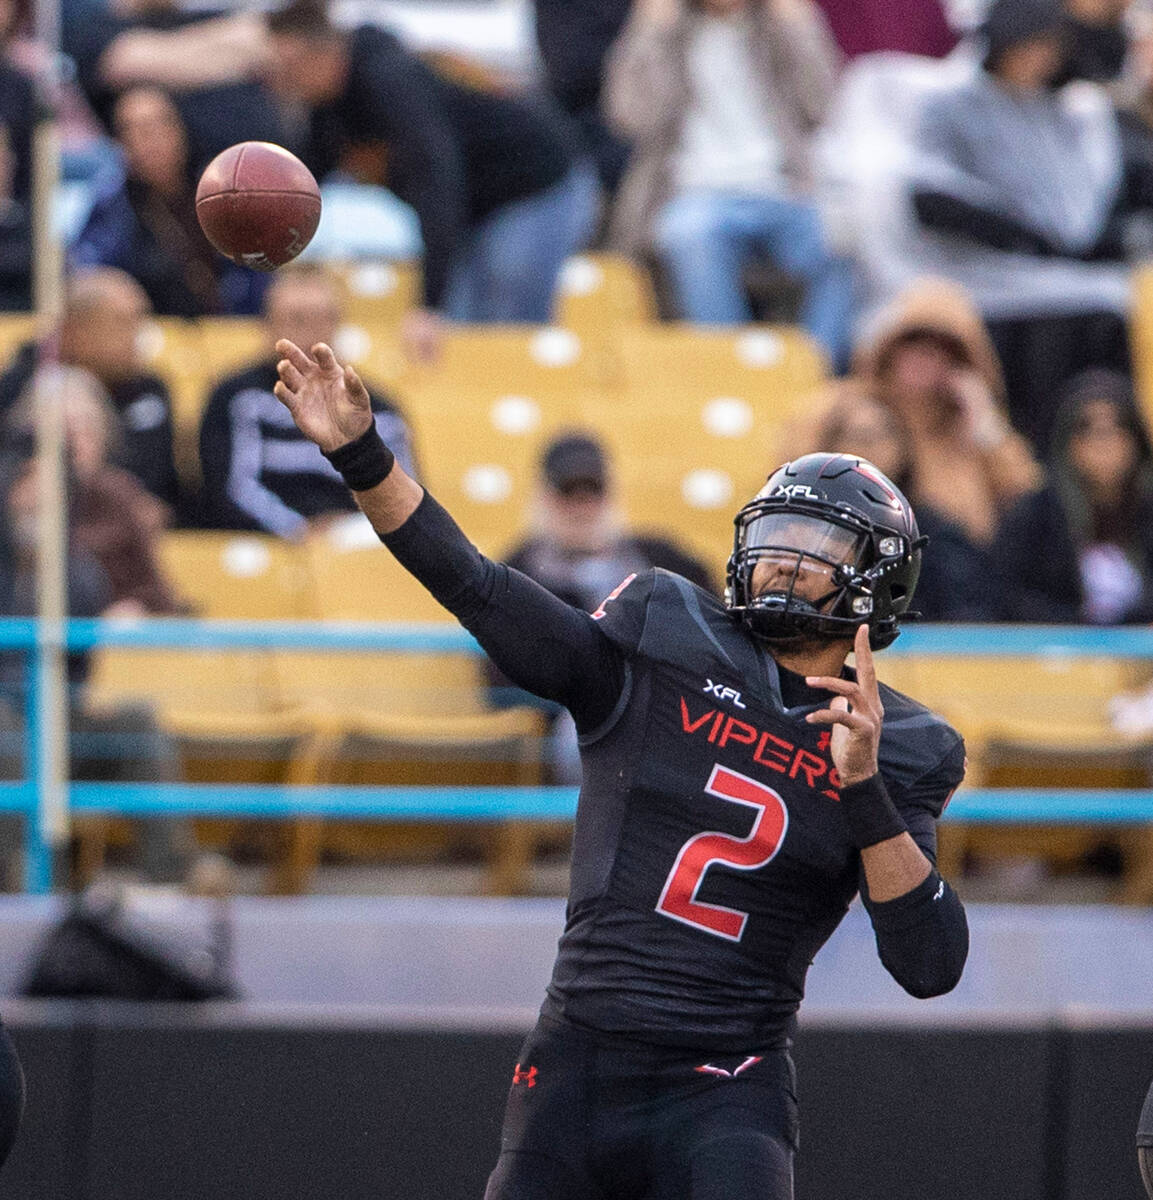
742, 513, 867, 604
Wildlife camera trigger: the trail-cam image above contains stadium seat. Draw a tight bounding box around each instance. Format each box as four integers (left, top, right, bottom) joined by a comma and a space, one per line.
197, 317, 268, 383
584, 327, 825, 576
613, 325, 827, 411
137, 318, 207, 483
83, 640, 317, 884
1131, 264, 1153, 435
328, 259, 420, 332
0, 312, 36, 365
397, 326, 603, 557
270, 539, 552, 894
157, 531, 312, 620
901, 652, 1153, 896
302, 533, 450, 624
555, 254, 658, 387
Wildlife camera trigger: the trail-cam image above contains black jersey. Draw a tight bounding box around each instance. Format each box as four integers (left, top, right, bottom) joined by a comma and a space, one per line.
383, 493, 968, 1053
542, 569, 963, 1049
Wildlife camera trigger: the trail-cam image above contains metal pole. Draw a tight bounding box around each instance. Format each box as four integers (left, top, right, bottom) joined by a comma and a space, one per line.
30, 0, 68, 889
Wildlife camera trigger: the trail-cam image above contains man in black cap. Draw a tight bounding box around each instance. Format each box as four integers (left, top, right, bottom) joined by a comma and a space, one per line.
505, 433, 713, 617
495, 433, 713, 781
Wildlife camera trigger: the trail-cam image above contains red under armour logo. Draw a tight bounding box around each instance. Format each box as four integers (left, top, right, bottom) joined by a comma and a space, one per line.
512, 1063, 538, 1088
695, 1056, 763, 1079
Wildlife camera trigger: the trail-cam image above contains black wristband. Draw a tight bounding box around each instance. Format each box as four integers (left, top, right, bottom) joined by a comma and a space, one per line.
838, 772, 908, 851
322, 423, 394, 492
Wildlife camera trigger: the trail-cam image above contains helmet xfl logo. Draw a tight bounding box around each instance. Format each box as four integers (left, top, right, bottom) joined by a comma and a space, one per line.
771, 484, 818, 499
512, 1063, 538, 1088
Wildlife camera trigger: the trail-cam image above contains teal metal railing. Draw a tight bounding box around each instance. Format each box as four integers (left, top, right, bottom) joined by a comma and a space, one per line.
1, 618, 1150, 892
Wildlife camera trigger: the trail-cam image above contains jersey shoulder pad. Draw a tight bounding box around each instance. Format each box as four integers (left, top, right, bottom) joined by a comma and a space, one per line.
588, 568, 657, 654
877, 681, 966, 814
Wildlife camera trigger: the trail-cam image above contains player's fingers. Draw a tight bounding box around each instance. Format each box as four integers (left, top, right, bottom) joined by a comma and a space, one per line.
312, 342, 341, 373
276, 358, 305, 392
804, 676, 859, 698
273, 380, 298, 411
804, 707, 872, 731
343, 364, 371, 407
854, 624, 879, 698
275, 339, 313, 372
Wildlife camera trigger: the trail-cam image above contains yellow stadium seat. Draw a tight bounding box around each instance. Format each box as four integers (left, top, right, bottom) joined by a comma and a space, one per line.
198, 318, 268, 382
397, 327, 602, 556
136, 318, 205, 470
556, 253, 656, 329
1131, 264, 1153, 436
904, 653, 1150, 765
615, 324, 828, 412
900, 650, 1153, 897
302, 535, 450, 624
0, 313, 36, 366
82, 640, 316, 885
84, 644, 307, 780
276, 534, 552, 893
555, 254, 658, 387
157, 531, 312, 620
270, 642, 550, 894
328, 259, 421, 332
584, 325, 828, 575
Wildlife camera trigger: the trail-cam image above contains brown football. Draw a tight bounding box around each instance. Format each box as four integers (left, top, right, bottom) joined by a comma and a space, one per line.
195, 142, 322, 271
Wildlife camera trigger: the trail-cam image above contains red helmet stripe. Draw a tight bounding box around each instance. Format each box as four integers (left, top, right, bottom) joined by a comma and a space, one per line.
853, 461, 900, 506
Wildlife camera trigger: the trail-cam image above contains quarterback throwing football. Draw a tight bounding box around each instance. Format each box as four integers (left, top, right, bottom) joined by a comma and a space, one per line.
274, 339, 969, 1200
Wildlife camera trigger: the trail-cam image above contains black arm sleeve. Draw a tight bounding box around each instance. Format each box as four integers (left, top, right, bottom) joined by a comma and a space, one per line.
381, 490, 627, 732
912, 189, 1058, 257
859, 809, 969, 999
858, 758, 969, 999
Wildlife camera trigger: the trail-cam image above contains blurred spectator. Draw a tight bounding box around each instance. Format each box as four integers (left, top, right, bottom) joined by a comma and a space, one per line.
504, 432, 714, 608
854, 279, 1043, 551
533, 0, 634, 194
1059, 0, 1132, 83
0, 269, 179, 511
492, 432, 713, 782
604, 0, 852, 370
198, 265, 416, 538
0, 385, 190, 886
7, 366, 184, 617
1114, 10, 1153, 220
72, 86, 267, 317
62, 0, 283, 162
909, 0, 1133, 453
992, 368, 1153, 622
812, 0, 958, 59
802, 382, 998, 619
0, 0, 33, 312
264, 1, 598, 362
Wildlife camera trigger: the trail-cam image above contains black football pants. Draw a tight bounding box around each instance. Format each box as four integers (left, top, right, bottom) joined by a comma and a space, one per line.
484, 1015, 796, 1200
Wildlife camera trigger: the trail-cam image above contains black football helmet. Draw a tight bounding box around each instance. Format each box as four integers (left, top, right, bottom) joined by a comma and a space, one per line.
725, 453, 924, 650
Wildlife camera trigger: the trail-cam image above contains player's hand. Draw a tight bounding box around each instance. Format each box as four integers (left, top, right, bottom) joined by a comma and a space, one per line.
274, 339, 372, 454
804, 624, 883, 787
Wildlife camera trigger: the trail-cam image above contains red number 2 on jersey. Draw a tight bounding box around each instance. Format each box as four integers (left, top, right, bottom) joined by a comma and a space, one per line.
656, 764, 789, 942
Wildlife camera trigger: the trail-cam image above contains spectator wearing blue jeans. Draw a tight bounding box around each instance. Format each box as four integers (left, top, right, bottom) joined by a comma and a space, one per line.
265, 1, 597, 363
605, 0, 851, 369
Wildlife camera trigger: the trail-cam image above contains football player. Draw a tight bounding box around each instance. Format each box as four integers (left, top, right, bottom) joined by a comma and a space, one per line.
273, 339, 969, 1200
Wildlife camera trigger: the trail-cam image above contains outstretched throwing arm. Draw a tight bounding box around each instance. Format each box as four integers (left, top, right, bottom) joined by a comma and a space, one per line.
271, 339, 627, 732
